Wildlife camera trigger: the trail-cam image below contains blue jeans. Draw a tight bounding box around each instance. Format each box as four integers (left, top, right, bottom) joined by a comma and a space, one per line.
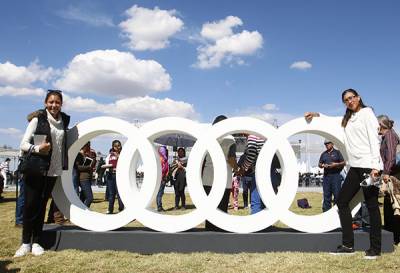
156, 182, 166, 209
250, 173, 265, 214
322, 173, 343, 212
72, 168, 80, 196
15, 178, 24, 225
79, 179, 93, 208
250, 168, 280, 214
106, 173, 124, 213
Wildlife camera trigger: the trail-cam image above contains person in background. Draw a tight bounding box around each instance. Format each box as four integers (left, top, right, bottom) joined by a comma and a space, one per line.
202, 115, 239, 230
238, 153, 252, 209
75, 142, 96, 208
15, 176, 24, 227
0, 158, 11, 188
171, 147, 187, 210
318, 140, 345, 212
156, 146, 169, 212
231, 175, 240, 211
96, 157, 106, 187
14, 90, 70, 257
102, 140, 124, 214
305, 88, 383, 259
0, 169, 4, 201
377, 114, 400, 245
237, 135, 281, 214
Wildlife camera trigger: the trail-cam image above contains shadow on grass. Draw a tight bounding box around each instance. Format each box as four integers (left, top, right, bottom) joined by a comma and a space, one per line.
43, 224, 323, 234
0, 197, 17, 203
0, 260, 20, 273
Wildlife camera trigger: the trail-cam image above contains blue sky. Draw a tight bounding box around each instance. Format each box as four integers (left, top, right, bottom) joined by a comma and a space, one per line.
0, 0, 399, 154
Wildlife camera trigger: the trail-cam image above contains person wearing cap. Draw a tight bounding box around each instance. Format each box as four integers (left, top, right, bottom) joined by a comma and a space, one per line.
318, 140, 345, 212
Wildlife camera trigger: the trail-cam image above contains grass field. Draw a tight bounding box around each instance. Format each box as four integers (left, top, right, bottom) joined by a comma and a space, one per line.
0, 190, 399, 273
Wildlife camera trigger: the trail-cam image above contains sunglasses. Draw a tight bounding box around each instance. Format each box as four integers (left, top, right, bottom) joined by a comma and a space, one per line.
47, 89, 63, 94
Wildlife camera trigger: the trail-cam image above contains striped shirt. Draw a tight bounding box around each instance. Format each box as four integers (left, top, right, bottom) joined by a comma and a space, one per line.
380, 128, 400, 175
0, 161, 10, 172
241, 135, 265, 171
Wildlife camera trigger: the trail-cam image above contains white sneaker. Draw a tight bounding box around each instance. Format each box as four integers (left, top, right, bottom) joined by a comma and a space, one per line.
31, 243, 45, 256
14, 244, 31, 258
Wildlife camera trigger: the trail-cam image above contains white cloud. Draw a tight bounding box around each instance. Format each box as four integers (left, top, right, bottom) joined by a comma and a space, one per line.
63, 95, 198, 121
195, 16, 263, 69
262, 103, 279, 111
290, 61, 312, 71
0, 60, 56, 87
54, 49, 171, 97
119, 5, 184, 51
201, 16, 242, 41
233, 103, 294, 126
0, 127, 22, 136
0, 86, 45, 97
57, 6, 114, 27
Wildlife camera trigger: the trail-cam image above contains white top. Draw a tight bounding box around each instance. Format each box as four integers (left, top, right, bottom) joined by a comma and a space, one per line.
202, 135, 235, 188
0, 161, 9, 172
20, 109, 65, 176
322, 107, 383, 170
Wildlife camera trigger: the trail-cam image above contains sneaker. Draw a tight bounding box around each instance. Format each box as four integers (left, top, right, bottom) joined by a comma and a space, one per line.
329, 245, 355, 255
31, 243, 45, 256
364, 248, 381, 260
14, 244, 31, 258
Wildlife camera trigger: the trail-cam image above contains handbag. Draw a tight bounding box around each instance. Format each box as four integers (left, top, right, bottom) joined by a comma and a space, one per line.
18, 146, 50, 176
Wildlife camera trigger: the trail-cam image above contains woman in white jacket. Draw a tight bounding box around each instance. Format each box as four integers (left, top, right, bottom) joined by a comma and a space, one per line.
305, 88, 383, 259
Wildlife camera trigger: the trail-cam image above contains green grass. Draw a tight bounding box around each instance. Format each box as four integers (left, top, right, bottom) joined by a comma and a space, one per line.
0, 191, 399, 273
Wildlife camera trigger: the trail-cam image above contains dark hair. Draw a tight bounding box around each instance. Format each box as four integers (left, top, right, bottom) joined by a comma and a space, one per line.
212, 115, 227, 125
45, 89, 63, 103
341, 88, 367, 127
111, 140, 122, 151
177, 147, 186, 157
5, 158, 10, 161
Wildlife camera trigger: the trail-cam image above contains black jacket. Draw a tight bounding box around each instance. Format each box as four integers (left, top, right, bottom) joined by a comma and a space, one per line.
27, 109, 70, 170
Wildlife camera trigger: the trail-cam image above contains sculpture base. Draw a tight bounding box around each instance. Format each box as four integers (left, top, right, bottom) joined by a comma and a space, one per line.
41, 225, 394, 254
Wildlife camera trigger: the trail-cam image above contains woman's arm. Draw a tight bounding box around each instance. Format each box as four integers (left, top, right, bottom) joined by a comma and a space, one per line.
383, 130, 398, 175
101, 154, 112, 169
20, 117, 51, 154
364, 108, 383, 172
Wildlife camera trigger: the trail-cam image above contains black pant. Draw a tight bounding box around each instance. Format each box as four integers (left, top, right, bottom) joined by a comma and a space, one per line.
337, 167, 381, 252
203, 186, 230, 231
174, 187, 186, 208
22, 175, 56, 244
383, 194, 400, 244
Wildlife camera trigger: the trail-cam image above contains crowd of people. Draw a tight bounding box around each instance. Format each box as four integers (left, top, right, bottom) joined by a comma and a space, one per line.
8, 88, 400, 260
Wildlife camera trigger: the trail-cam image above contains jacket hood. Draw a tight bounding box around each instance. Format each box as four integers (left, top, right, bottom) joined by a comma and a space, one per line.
27, 109, 70, 125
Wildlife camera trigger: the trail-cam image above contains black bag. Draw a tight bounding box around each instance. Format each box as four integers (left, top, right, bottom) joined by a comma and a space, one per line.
297, 198, 311, 209
18, 146, 50, 176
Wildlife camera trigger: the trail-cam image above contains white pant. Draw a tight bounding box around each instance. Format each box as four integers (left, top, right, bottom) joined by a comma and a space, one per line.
1, 170, 8, 187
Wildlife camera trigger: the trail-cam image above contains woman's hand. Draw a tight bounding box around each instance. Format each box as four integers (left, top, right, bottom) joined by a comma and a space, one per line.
370, 169, 380, 179
304, 112, 320, 122
39, 142, 51, 154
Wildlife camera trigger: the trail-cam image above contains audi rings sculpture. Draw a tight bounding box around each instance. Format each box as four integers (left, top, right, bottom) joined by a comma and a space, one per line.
52, 116, 362, 233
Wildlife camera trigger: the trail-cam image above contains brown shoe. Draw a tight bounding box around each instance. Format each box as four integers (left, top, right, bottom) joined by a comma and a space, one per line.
54, 211, 66, 225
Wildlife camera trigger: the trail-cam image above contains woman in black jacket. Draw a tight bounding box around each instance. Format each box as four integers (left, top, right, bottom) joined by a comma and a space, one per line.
14, 90, 70, 257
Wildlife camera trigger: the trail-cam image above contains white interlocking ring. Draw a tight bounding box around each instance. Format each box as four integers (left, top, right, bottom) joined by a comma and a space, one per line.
53, 116, 362, 233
